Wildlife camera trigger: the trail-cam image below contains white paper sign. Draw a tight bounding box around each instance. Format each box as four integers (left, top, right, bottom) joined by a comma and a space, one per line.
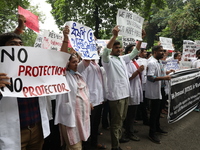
122, 37, 136, 48
65, 21, 99, 59
0, 46, 70, 97
96, 39, 109, 53
117, 9, 144, 40
159, 37, 174, 50
141, 42, 147, 49
34, 30, 64, 51
182, 40, 200, 60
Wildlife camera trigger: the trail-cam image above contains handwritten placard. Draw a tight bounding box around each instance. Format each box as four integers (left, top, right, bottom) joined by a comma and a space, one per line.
65, 21, 99, 59
34, 30, 72, 51
116, 9, 144, 40
122, 37, 136, 48
0, 46, 70, 97
165, 59, 180, 71
182, 40, 200, 60
18, 6, 39, 33
159, 37, 174, 50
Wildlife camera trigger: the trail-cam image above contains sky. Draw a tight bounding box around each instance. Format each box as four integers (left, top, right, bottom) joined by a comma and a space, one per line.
29, 0, 60, 33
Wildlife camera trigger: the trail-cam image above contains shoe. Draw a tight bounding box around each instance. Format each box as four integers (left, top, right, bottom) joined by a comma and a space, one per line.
119, 137, 130, 143
156, 129, 168, 135
129, 134, 140, 141
96, 143, 107, 149
148, 135, 161, 144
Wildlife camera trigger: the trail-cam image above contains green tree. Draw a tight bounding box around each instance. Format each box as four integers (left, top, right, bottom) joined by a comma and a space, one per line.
47, 0, 165, 39
0, 0, 45, 46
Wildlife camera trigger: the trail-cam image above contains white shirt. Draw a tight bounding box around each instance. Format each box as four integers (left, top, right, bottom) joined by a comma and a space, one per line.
145, 57, 162, 99
82, 61, 104, 107
126, 61, 143, 105
192, 59, 200, 68
137, 57, 148, 91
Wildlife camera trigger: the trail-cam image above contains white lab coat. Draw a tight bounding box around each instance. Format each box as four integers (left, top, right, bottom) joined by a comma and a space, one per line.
126, 61, 143, 105
54, 61, 88, 127
102, 55, 131, 100
0, 97, 50, 150
81, 62, 104, 107
137, 57, 148, 91
145, 57, 162, 99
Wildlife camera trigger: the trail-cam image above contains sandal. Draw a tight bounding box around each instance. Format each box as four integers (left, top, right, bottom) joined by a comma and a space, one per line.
97, 144, 107, 149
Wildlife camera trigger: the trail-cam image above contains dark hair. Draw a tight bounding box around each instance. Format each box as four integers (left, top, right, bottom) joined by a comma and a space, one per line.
140, 48, 146, 53
0, 32, 22, 46
125, 44, 135, 54
113, 40, 120, 46
174, 52, 180, 59
152, 45, 163, 54
196, 49, 200, 56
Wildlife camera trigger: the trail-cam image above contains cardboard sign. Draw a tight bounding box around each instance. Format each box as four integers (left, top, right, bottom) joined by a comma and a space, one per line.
0, 46, 71, 97
159, 37, 174, 50
65, 21, 99, 59
18, 6, 39, 33
116, 9, 144, 40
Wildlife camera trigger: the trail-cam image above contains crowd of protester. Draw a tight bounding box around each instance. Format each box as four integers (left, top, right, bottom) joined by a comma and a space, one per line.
0, 15, 199, 150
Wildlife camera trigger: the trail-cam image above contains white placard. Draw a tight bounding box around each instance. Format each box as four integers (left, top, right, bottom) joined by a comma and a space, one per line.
117, 9, 144, 40
122, 37, 136, 48
182, 40, 200, 60
159, 37, 174, 50
34, 30, 63, 51
65, 21, 99, 59
0, 46, 70, 97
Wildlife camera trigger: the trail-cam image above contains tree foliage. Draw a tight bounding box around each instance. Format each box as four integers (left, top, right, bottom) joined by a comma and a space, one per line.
0, 0, 45, 46
47, 0, 165, 39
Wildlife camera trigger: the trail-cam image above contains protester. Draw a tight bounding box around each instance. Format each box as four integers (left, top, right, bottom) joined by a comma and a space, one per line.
145, 45, 171, 144
81, 58, 106, 149
102, 25, 142, 150
123, 41, 145, 142
137, 48, 150, 125
0, 16, 50, 150
192, 49, 200, 112
54, 26, 91, 150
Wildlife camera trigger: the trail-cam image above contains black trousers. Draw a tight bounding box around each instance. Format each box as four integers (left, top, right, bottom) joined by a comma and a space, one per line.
90, 104, 103, 147
149, 88, 165, 136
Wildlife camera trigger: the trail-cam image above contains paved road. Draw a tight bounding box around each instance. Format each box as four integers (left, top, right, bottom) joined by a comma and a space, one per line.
98, 111, 200, 150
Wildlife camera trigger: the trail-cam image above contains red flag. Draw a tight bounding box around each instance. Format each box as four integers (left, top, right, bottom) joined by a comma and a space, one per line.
18, 6, 39, 33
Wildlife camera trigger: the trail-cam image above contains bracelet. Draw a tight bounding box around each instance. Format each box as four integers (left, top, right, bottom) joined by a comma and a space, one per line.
63, 41, 69, 43
16, 28, 24, 33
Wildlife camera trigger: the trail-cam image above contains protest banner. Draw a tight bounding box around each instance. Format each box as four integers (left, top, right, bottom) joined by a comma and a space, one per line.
0, 46, 70, 97
159, 37, 174, 50
122, 37, 136, 48
182, 40, 200, 60
64, 21, 99, 59
168, 69, 200, 123
116, 9, 144, 41
18, 6, 39, 33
